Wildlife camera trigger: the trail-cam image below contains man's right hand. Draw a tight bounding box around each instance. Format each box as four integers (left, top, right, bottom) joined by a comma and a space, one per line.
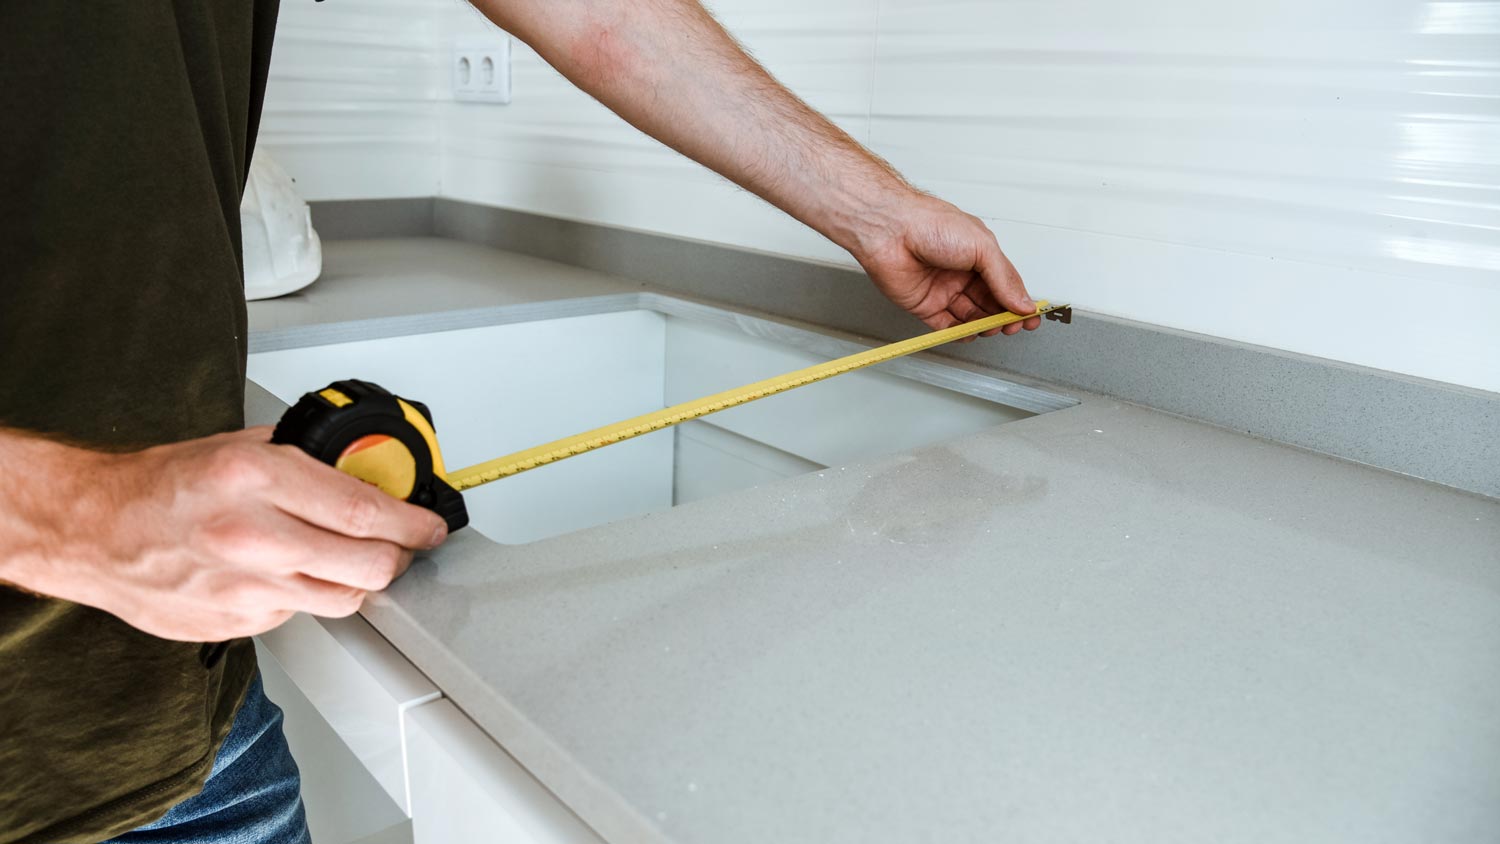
1, 425, 448, 642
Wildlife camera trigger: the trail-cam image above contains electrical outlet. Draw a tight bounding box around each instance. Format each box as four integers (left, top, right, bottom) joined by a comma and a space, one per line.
452, 36, 510, 104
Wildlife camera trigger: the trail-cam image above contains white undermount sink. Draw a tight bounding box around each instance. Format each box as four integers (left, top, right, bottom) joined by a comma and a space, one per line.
247, 296, 1075, 544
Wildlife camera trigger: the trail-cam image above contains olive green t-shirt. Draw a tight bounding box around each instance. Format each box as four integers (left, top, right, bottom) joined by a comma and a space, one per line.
0, 2, 281, 841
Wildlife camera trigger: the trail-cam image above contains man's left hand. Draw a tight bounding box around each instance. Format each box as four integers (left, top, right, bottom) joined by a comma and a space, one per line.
853, 192, 1043, 339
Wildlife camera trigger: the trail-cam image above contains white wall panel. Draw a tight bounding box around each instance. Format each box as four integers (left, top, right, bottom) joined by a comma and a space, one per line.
868, 0, 1500, 389
435, 0, 875, 264
264, 1, 1499, 390
259, 0, 446, 199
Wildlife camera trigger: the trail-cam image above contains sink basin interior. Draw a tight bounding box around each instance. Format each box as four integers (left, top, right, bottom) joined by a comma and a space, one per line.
248, 305, 1071, 544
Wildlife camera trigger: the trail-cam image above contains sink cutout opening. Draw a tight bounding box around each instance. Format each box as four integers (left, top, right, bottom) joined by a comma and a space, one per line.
248, 305, 1069, 545
672, 419, 825, 507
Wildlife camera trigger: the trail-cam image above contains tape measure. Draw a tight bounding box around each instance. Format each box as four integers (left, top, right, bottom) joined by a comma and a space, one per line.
272, 302, 1072, 533
272, 380, 472, 530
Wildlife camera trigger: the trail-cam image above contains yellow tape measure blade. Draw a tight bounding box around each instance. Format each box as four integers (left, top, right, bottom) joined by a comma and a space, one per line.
445, 302, 1068, 491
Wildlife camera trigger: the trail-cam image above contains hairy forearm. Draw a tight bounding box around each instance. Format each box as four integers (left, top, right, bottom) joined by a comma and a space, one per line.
470, 0, 914, 257
0, 430, 110, 595
469, 0, 1039, 331
2, 415, 449, 639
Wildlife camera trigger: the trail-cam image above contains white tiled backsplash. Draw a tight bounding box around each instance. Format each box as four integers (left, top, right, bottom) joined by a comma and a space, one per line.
260, 0, 1500, 392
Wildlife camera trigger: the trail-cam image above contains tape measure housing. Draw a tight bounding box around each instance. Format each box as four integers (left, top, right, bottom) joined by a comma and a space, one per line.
273, 379, 470, 532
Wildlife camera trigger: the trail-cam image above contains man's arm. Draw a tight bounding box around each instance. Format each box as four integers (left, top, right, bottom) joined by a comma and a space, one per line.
0, 427, 447, 641
469, 0, 1042, 337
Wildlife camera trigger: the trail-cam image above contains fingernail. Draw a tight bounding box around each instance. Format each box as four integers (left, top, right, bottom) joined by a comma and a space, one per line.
1019, 297, 1036, 312
429, 523, 448, 547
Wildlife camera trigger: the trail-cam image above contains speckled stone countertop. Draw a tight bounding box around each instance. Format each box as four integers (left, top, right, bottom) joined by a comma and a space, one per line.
249, 239, 1500, 844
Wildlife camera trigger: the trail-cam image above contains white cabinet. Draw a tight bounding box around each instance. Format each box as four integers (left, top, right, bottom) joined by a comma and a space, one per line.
255, 634, 413, 844
257, 613, 439, 813
255, 614, 602, 844
406, 701, 604, 844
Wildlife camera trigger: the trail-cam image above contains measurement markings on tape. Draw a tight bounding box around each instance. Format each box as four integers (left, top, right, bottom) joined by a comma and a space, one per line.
274, 303, 1073, 533
444, 302, 1072, 490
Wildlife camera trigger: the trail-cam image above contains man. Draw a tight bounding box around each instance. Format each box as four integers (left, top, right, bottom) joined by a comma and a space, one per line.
0, 1, 1040, 841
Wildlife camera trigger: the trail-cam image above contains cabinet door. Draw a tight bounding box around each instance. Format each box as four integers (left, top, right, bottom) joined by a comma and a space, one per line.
257, 613, 440, 813
255, 638, 413, 844
405, 700, 605, 844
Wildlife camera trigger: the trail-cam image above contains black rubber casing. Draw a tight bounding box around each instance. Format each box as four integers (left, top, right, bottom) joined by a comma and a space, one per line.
271, 379, 469, 533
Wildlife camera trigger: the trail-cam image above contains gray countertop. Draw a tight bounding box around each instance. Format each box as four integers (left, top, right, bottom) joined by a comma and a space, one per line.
249, 239, 1500, 844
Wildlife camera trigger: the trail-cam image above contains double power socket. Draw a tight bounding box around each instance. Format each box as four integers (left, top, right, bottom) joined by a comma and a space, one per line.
452, 36, 511, 104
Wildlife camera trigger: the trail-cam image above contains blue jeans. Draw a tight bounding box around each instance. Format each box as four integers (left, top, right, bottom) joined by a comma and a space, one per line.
107, 673, 311, 844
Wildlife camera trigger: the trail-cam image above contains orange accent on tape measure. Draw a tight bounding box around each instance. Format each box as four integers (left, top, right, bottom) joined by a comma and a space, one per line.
335, 434, 418, 499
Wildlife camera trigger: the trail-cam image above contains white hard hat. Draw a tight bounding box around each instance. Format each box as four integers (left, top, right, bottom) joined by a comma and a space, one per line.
241, 152, 322, 300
